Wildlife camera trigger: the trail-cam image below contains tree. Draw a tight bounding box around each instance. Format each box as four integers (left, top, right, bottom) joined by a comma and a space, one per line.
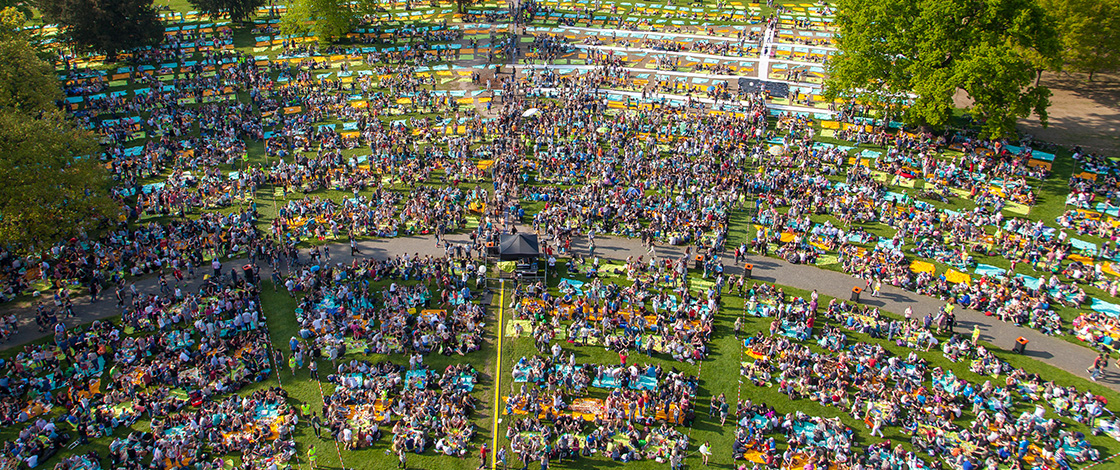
0, 0, 32, 18
0, 8, 118, 252
826, 0, 1060, 138
281, 0, 354, 45
1040, 0, 1120, 81
454, 0, 476, 14
36, 0, 163, 59
189, 0, 265, 24
0, 11, 59, 113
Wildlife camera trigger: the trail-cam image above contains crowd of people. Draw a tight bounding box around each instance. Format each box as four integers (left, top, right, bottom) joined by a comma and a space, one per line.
509, 253, 719, 364
285, 252, 488, 360
3, 0, 1118, 469
0, 276, 280, 470
505, 348, 697, 468
322, 359, 478, 459
734, 281, 1109, 469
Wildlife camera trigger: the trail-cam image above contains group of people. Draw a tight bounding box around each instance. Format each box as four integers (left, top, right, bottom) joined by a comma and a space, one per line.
322, 360, 478, 459
0, 276, 282, 470
505, 349, 698, 468
4, 1, 1118, 469
285, 253, 488, 361
509, 254, 718, 365
732, 281, 1109, 469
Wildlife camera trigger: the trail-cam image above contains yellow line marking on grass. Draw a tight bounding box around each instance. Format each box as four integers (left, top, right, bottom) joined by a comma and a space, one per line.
492, 279, 505, 470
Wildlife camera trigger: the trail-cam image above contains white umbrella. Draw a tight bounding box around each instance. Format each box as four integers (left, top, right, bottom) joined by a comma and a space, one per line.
522, 108, 540, 117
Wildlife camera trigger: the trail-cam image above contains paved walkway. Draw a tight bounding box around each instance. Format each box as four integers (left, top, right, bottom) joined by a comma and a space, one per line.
523, 84, 832, 116
7, 233, 1117, 391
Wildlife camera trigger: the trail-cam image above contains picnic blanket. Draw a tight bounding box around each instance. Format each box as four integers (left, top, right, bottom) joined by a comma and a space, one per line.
1070, 238, 1098, 254
944, 269, 971, 285
1016, 274, 1043, 290
910, 260, 935, 275
1091, 298, 1120, 318
973, 264, 1006, 277
592, 375, 620, 388
559, 278, 585, 295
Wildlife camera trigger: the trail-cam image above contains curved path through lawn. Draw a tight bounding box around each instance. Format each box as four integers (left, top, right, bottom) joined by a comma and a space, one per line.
6, 232, 1116, 391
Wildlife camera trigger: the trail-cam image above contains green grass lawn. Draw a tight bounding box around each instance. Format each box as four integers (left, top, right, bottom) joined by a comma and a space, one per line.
254, 282, 502, 470
4, 264, 1120, 470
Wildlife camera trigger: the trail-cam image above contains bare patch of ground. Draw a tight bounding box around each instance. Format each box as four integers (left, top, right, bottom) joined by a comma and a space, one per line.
1018, 72, 1120, 155
952, 72, 1119, 155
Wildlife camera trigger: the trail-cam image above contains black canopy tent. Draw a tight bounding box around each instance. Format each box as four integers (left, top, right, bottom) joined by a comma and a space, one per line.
497, 233, 542, 280
498, 233, 540, 260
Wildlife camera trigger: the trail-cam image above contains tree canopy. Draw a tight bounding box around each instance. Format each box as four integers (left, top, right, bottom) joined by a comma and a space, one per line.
826, 0, 1060, 138
189, 0, 265, 24
0, 8, 118, 253
1040, 0, 1120, 81
280, 0, 355, 45
37, 0, 163, 58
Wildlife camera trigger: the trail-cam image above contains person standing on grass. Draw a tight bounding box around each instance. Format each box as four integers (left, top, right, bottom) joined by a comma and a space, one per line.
306, 445, 317, 469
870, 415, 884, 438
699, 441, 712, 465
477, 443, 489, 470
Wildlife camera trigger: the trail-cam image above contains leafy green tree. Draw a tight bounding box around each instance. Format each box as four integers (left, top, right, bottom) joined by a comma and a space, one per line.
454, 0, 476, 13
0, 11, 59, 113
281, 0, 354, 44
1040, 0, 1120, 81
0, 0, 32, 18
189, 0, 265, 24
0, 8, 118, 252
36, 0, 163, 59
826, 0, 1060, 138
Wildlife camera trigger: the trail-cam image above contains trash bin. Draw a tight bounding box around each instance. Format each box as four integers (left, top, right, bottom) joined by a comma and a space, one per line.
744, 263, 753, 279
1013, 336, 1028, 354
850, 287, 862, 302
694, 255, 704, 270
